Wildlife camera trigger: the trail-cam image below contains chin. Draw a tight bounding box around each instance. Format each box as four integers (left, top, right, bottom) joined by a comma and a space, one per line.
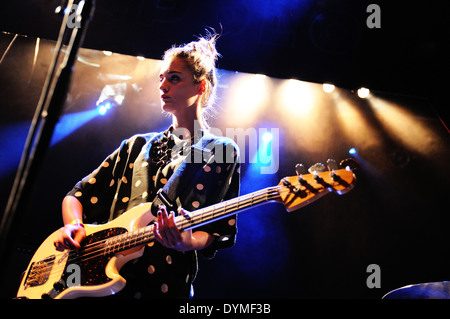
161, 103, 173, 113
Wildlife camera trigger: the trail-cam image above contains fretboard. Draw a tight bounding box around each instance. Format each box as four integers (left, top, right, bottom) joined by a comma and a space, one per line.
103, 186, 281, 255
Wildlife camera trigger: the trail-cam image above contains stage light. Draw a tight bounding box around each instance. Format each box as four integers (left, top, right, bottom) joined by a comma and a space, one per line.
348, 147, 357, 155
323, 83, 335, 93
278, 79, 314, 116
224, 72, 270, 126
103, 50, 112, 56
357, 87, 370, 99
97, 101, 113, 115
95, 83, 126, 115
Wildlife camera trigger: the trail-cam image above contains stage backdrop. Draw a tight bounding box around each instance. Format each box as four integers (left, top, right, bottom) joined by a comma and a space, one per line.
1, 33, 449, 299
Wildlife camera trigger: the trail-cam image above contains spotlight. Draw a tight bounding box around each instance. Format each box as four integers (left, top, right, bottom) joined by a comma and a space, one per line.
357, 87, 370, 99
323, 83, 335, 93
348, 147, 357, 155
95, 83, 126, 115
97, 100, 114, 116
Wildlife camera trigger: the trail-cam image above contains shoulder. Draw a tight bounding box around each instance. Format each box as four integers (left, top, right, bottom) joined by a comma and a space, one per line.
203, 132, 239, 151
201, 132, 240, 162
121, 132, 161, 149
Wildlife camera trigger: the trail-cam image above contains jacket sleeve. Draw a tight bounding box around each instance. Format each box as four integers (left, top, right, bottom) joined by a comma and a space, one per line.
66, 139, 127, 224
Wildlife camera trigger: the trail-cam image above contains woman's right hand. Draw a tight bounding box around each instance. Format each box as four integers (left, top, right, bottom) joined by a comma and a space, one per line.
53, 224, 86, 251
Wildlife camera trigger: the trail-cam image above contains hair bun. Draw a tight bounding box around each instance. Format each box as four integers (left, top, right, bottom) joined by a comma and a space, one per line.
191, 31, 220, 67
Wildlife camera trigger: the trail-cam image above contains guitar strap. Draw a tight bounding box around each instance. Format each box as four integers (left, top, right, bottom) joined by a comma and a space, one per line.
150, 133, 217, 216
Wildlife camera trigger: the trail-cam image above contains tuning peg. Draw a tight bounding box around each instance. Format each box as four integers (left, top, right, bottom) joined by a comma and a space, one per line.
340, 158, 359, 171
326, 159, 339, 171
308, 163, 326, 174
295, 163, 306, 176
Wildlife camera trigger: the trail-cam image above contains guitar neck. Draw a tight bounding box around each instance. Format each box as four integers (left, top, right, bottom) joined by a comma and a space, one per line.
103, 186, 281, 255
176, 186, 281, 231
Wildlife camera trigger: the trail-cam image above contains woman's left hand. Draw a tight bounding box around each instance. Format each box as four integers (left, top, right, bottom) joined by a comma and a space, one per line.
154, 205, 207, 251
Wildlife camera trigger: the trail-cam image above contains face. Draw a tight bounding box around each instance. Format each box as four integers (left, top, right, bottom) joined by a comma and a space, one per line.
159, 56, 201, 117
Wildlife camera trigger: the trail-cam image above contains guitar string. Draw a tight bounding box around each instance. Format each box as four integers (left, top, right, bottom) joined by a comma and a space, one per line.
27, 189, 281, 284
74, 187, 279, 262
26, 186, 287, 284
75, 185, 281, 255
27, 183, 306, 285
27, 171, 352, 285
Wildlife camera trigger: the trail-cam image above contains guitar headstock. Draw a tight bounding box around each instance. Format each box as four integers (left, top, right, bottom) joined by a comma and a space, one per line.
276, 158, 357, 212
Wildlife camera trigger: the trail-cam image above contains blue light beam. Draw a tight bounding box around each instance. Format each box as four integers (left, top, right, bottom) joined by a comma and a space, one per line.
50, 109, 98, 146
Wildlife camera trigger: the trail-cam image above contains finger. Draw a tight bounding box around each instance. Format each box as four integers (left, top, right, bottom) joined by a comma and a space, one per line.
163, 211, 182, 245
154, 220, 176, 248
179, 208, 193, 221
54, 241, 65, 251
166, 212, 182, 245
157, 211, 181, 248
63, 232, 78, 250
72, 227, 86, 249
162, 210, 177, 228
153, 223, 162, 242
54, 229, 71, 251
158, 212, 174, 246
157, 205, 166, 227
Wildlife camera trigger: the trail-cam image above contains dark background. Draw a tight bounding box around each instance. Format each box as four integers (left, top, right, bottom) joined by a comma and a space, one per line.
0, 0, 449, 299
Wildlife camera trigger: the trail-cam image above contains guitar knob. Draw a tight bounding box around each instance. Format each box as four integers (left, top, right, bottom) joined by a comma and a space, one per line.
340, 158, 359, 171
326, 159, 339, 171
53, 280, 66, 292
295, 163, 306, 176
308, 163, 326, 174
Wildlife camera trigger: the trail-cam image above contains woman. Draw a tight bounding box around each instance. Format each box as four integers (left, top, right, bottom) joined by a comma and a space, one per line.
54, 32, 240, 298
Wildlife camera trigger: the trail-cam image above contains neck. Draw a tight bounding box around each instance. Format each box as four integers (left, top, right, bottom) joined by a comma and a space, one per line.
171, 106, 204, 138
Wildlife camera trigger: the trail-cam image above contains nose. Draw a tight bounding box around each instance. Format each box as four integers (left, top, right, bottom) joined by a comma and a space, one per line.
160, 78, 169, 93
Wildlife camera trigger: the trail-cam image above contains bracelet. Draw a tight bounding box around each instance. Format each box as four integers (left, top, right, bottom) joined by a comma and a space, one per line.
69, 219, 85, 228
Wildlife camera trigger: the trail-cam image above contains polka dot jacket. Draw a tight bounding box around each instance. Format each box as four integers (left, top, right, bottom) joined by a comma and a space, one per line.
67, 127, 240, 298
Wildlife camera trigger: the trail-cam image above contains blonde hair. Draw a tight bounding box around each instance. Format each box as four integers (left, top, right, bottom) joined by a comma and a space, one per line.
163, 29, 221, 128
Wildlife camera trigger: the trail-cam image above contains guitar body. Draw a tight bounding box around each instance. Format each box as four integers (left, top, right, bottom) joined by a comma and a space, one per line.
17, 203, 154, 299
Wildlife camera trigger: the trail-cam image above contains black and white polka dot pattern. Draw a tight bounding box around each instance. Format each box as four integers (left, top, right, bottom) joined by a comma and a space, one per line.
67, 128, 240, 298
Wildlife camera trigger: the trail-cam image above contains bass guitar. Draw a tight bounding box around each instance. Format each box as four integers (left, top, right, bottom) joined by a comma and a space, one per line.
16, 159, 357, 299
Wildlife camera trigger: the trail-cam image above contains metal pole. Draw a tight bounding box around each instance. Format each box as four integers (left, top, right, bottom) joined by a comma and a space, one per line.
0, 0, 96, 272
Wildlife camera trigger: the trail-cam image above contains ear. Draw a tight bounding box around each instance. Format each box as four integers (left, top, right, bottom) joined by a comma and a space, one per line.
198, 79, 207, 94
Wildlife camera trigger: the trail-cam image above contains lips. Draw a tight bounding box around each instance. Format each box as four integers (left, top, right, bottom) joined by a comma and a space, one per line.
161, 95, 172, 103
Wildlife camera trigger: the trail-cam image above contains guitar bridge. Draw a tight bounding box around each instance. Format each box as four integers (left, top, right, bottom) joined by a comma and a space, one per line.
24, 255, 55, 288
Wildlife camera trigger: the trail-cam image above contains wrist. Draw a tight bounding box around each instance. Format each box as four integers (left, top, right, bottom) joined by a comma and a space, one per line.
67, 218, 84, 228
